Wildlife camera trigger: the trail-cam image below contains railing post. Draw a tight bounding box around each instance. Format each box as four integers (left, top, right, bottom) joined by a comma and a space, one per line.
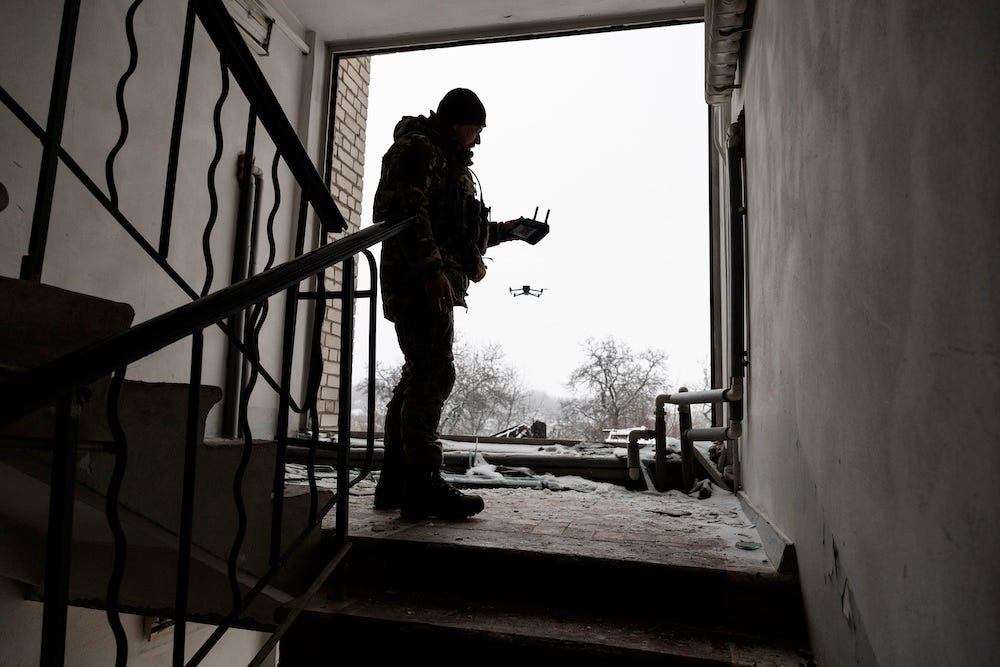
270, 190, 310, 566
40, 393, 80, 667
104, 369, 130, 666
363, 249, 379, 466
193, 0, 345, 233
159, 0, 196, 257
21, 0, 81, 282
336, 256, 355, 547
173, 331, 205, 666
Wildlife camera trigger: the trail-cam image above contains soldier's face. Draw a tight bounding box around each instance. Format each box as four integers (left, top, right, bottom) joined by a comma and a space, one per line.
455, 124, 483, 150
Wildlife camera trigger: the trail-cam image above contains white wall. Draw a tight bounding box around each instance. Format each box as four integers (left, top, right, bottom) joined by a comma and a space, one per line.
730, 1, 999, 664
0, 0, 331, 436
0, 1, 338, 660
0, 576, 275, 666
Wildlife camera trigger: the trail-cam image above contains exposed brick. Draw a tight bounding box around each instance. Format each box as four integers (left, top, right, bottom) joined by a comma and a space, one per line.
316, 55, 371, 428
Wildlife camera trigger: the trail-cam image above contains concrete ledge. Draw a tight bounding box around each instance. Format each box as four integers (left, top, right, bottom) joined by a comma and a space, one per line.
737, 491, 798, 574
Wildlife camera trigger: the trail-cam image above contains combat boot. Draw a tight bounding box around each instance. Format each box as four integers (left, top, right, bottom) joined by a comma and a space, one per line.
373, 465, 404, 510
401, 467, 485, 520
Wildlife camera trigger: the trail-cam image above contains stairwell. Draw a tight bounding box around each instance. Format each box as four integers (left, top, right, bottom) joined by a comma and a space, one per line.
0, 277, 330, 629
0, 277, 815, 665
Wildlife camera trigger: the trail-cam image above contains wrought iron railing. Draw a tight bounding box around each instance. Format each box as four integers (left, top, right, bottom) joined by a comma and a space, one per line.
0, 0, 397, 664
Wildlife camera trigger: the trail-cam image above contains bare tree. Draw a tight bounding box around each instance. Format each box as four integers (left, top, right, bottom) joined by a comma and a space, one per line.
560, 336, 669, 440
352, 360, 402, 431
440, 339, 531, 436
694, 356, 713, 429
354, 338, 534, 437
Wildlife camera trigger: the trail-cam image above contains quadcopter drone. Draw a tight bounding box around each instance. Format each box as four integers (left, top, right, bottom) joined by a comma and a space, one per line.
510, 285, 545, 298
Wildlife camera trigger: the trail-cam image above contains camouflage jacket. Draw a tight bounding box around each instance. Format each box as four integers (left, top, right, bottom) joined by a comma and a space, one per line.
374, 113, 505, 321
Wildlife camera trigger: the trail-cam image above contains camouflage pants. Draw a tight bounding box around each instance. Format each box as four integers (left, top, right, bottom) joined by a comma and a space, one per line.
383, 305, 456, 469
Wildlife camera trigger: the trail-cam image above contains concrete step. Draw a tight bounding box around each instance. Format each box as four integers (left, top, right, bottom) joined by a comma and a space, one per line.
281, 590, 812, 666
0, 277, 336, 621
0, 431, 330, 580
278, 535, 812, 666
1, 455, 333, 626
0, 276, 134, 375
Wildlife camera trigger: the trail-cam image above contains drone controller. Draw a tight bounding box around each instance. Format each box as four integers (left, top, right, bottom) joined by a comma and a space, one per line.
509, 207, 551, 245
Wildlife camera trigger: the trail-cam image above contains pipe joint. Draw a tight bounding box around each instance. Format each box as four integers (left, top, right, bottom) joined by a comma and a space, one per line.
726, 377, 743, 402
626, 428, 655, 482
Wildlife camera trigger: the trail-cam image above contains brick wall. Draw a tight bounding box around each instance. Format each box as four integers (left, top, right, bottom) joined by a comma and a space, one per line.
318, 55, 370, 430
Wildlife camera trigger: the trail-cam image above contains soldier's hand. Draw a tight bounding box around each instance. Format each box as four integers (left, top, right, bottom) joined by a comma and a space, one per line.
424, 273, 455, 313
499, 219, 519, 242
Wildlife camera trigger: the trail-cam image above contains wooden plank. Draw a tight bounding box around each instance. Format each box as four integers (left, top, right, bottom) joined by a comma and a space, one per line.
693, 446, 731, 491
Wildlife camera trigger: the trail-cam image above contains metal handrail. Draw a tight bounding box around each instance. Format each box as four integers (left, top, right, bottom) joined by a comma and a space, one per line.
194, 0, 345, 234
2, 2, 398, 663
0, 220, 407, 427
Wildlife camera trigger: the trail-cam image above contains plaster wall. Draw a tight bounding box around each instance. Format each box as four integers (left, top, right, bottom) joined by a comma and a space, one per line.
0, 0, 331, 436
731, 1, 999, 664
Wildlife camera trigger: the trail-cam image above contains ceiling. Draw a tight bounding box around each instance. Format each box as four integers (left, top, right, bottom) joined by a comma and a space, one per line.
277, 0, 706, 53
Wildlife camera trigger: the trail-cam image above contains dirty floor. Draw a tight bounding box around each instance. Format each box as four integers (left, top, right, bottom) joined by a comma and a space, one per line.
331, 475, 775, 577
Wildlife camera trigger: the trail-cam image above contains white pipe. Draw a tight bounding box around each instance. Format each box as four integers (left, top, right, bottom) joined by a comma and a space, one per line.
650, 382, 744, 492
626, 428, 656, 482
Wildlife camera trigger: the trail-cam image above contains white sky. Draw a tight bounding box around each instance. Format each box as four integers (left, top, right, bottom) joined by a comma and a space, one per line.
353, 23, 709, 398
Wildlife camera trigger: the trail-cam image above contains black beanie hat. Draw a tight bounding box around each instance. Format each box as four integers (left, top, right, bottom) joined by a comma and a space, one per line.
436, 88, 487, 127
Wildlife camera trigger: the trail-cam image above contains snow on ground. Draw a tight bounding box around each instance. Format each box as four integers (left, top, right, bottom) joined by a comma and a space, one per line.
288, 428, 753, 547
288, 451, 762, 553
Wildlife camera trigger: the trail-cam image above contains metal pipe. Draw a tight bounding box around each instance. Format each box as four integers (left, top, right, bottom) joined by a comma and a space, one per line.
652, 383, 746, 493
626, 428, 655, 482
671, 387, 727, 405
685, 426, 727, 441
725, 117, 747, 492
726, 122, 745, 347
726, 117, 747, 391
685, 423, 742, 441
653, 383, 743, 408
239, 168, 265, 421
678, 401, 695, 492
708, 105, 720, 429
222, 134, 258, 437
654, 400, 668, 491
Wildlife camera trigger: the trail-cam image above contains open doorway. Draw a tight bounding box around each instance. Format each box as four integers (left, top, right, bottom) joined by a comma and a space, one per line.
328, 24, 709, 442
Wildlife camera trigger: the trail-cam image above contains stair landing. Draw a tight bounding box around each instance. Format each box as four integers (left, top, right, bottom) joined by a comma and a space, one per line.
337, 476, 776, 577
280, 478, 812, 665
